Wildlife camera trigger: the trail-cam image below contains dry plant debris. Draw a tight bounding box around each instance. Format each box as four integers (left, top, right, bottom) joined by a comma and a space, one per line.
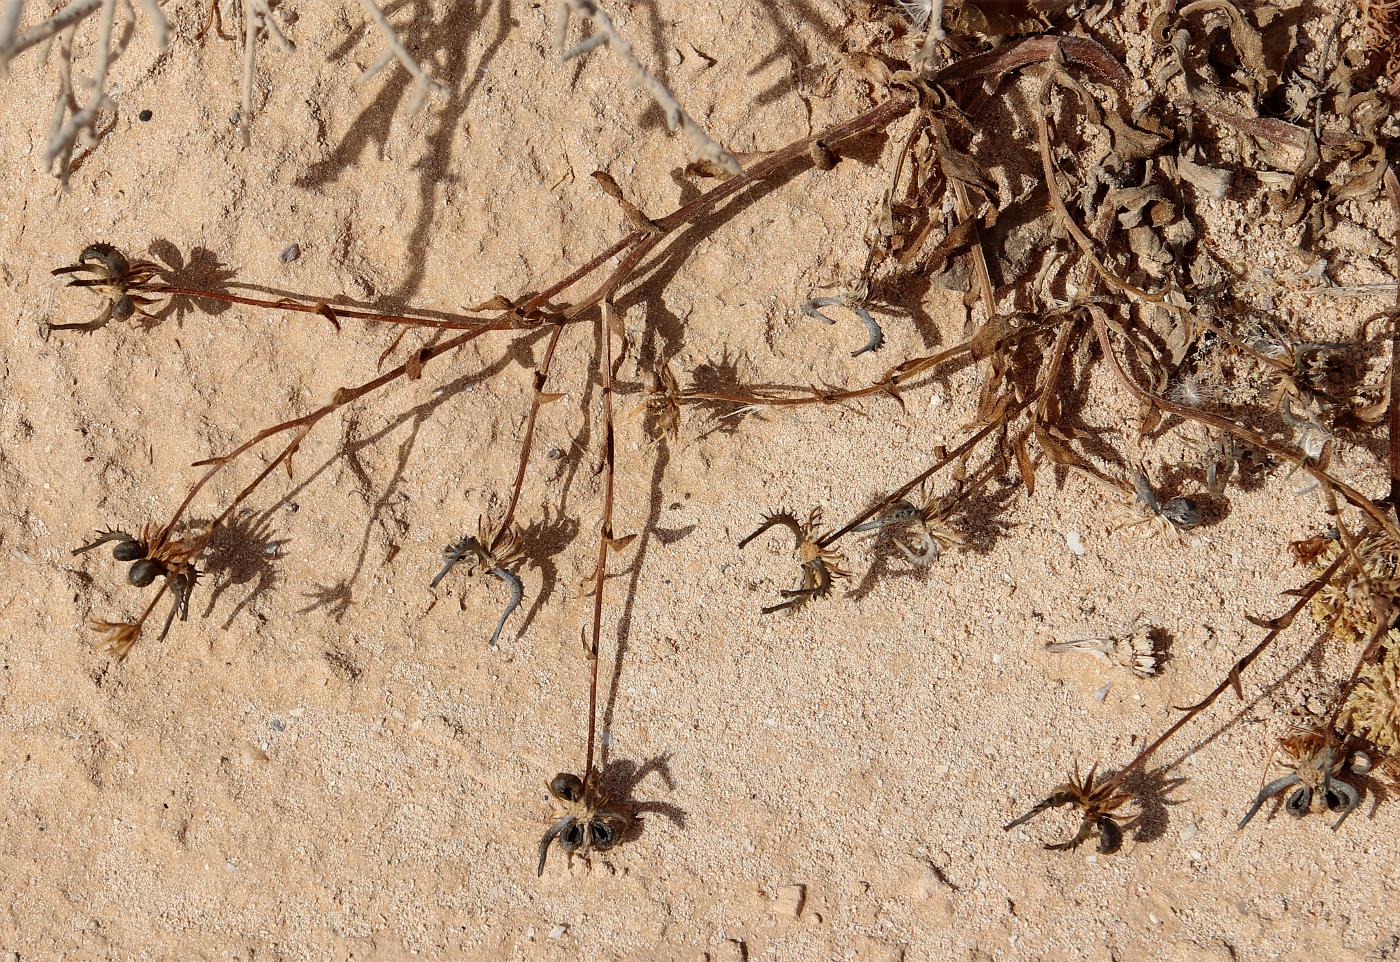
30, 0, 1400, 881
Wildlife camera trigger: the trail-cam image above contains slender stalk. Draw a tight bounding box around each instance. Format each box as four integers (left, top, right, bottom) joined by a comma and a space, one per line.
582, 300, 620, 793
1103, 553, 1347, 789
1383, 165, 1400, 509
501, 325, 566, 532
681, 341, 973, 410
164, 321, 504, 534
821, 396, 1032, 547
158, 286, 505, 331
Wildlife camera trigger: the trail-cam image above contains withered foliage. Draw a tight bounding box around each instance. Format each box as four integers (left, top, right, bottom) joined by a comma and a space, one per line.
45, 0, 1400, 872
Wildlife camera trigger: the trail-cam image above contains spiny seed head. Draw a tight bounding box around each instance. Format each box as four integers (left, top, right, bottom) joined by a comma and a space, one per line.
1310, 535, 1400, 645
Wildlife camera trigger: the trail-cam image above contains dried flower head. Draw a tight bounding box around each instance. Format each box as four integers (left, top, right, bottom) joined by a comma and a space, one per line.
738, 507, 850, 615
49, 243, 165, 333
852, 482, 967, 566
537, 771, 632, 875
642, 361, 682, 442
1005, 762, 1133, 854
1343, 630, 1400, 751
1239, 727, 1363, 831
1309, 533, 1400, 646
87, 619, 141, 661
430, 510, 527, 647
74, 522, 203, 655
1044, 624, 1160, 678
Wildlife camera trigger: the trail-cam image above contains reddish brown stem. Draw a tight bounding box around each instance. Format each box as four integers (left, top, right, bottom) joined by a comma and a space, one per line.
158, 286, 502, 331
582, 300, 620, 793
164, 320, 505, 534
501, 324, 566, 533
821, 397, 1032, 547
1104, 554, 1347, 790
682, 341, 973, 409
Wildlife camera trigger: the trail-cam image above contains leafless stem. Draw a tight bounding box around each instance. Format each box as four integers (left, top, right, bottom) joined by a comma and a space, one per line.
1104, 554, 1348, 790
582, 299, 620, 792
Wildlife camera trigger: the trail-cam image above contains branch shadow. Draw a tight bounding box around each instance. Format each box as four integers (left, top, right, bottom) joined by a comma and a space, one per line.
198, 508, 286, 629
598, 754, 687, 840
296, 0, 515, 302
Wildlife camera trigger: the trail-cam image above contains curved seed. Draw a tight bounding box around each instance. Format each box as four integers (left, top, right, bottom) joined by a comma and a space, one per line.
1096, 815, 1123, 855
1238, 773, 1301, 829
549, 772, 584, 803
590, 819, 617, 850
1161, 497, 1201, 528
537, 816, 572, 876
1324, 778, 1359, 831
127, 559, 159, 587
486, 566, 524, 648
1285, 785, 1313, 818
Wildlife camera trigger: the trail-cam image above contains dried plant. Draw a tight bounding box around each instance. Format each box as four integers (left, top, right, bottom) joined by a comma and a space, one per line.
1044, 625, 1160, 679
739, 508, 851, 615
1237, 729, 1368, 831
37, 0, 1400, 878
1004, 762, 1133, 854
536, 771, 631, 876
429, 512, 527, 648
1343, 630, 1400, 751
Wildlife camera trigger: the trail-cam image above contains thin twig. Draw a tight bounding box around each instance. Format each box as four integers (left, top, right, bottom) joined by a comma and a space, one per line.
355, 0, 445, 113
1104, 554, 1348, 790
582, 299, 620, 793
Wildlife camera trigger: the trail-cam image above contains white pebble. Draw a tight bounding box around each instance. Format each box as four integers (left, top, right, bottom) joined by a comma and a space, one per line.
548, 925, 568, 940
1065, 531, 1085, 555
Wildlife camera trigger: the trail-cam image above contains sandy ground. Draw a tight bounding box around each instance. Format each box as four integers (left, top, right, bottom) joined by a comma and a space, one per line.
2, 0, 1399, 959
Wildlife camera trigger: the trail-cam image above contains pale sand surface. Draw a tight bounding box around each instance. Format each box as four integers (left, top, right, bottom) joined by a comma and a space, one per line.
1, 1, 1399, 959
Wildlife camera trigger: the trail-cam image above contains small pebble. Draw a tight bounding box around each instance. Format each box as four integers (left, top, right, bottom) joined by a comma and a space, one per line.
1065, 530, 1085, 556
285, 501, 299, 513
547, 447, 564, 460
138, 109, 152, 122
772, 884, 805, 919
229, 111, 241, 126
715, 939, 747, 962
279, 243, 301, 264
547, 924, 568, 940
269, 717, 286, 732
1094, 682, 1112, 702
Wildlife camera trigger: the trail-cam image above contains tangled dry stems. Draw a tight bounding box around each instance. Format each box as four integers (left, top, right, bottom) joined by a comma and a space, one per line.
38, 0, 1400, 872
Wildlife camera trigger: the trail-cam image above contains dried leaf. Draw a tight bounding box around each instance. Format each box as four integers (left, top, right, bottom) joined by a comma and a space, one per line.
934, 128, 997, 202
1014, 431, 1037, 497
1175, 153, 1233, 199
592, 170, 662, 234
